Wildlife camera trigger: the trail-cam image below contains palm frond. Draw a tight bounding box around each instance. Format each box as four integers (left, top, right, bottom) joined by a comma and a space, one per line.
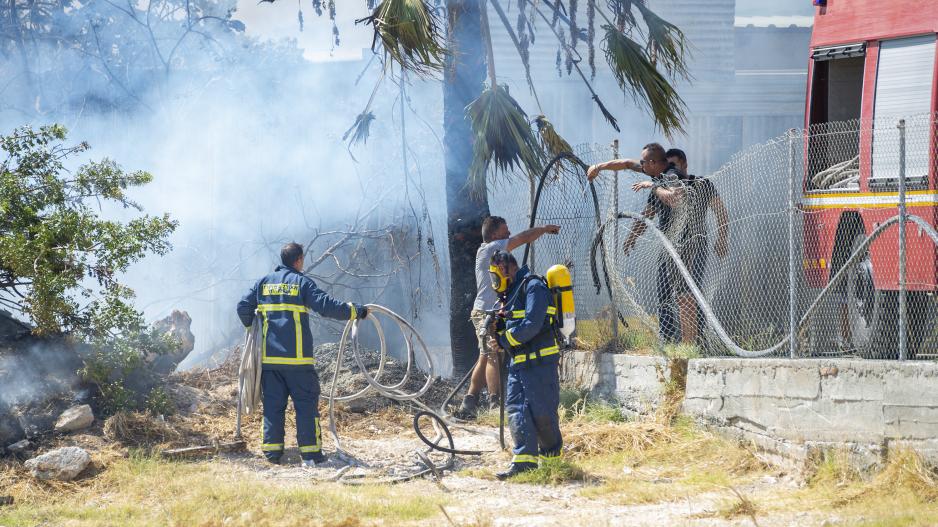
343, 111, 376, 146
634, 2, 689, 80
587, 0, 596, 79
357, 0, 446, 77
490, 0, 542, 110
591, 94, 620, 132
612, 0, 638, 31
466, 84, 544, 197
602, 24, 686, 137
534, 115, 574, 158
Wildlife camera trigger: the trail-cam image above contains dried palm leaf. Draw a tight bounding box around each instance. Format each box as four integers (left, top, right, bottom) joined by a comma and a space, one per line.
634, 2, 689, 80
342, 111, 376, 146
591, 94, 620, 132
587, 0, 596, 79
534, 115, 574, 158
602, 24, 686, 136
490, 0, 542, 109
357, 0, 446, 77
613, 0, 638, 31
569, 0, 579, 50
466, 84, 544, 197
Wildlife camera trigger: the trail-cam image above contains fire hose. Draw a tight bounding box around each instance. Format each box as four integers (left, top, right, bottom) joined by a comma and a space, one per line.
237, 303, 492, 484
590, 212, 938, 358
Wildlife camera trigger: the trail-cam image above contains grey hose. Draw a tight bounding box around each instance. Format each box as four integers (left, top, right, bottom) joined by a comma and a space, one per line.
235, 318, 263, 438
323, 304, 491, 482
597, 212, 938, 358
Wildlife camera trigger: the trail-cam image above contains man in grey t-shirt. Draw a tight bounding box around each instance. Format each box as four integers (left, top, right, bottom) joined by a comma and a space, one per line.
456, 216, 560, 419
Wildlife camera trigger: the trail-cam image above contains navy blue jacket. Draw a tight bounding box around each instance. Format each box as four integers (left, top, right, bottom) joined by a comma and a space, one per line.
237, 265, 356, 370
496, 266, 560, 366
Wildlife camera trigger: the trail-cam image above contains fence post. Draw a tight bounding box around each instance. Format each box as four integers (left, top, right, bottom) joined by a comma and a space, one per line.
610, 139, 620, 346
898, 119, 908, 361
788, 129, 798, 358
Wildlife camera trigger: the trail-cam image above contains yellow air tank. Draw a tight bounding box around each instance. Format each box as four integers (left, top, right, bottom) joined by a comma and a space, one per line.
546, 264, 575, 342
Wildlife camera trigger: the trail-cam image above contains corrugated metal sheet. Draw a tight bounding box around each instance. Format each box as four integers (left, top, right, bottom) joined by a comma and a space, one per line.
484, 0, 809, 174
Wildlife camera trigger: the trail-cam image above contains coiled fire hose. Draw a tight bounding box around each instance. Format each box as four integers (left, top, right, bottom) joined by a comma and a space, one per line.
237, 304, 492, 484
235, 319, 262, 438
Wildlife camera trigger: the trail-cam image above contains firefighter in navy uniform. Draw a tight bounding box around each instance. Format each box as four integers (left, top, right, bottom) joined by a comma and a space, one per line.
236, 242, 368, 466
488, 250, 563, 480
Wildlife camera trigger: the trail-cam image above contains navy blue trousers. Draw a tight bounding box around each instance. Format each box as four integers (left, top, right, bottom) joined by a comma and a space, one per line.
261, 369, 323, 461
505, 359, 562, 466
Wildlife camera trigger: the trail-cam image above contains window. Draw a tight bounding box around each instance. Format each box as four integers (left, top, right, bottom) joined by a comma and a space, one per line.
807, 51, 864, 190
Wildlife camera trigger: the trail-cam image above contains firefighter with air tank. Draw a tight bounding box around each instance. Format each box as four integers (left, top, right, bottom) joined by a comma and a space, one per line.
486, 249, 575, 479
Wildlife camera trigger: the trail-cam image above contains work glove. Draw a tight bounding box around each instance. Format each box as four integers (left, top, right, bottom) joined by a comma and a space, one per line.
354, 304, 369, 320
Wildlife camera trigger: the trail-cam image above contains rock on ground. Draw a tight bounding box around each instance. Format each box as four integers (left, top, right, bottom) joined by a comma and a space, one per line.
0, 414, 25, 447
150, 310, 195, 374
54, 404, 94, 433
6, 439, 30, 455
24, 446, 91, 481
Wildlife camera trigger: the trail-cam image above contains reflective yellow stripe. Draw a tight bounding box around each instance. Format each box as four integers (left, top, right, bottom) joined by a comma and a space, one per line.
300, 417, 322, 453
315, 417, 321, 451
539, 451, 563, 461
262, 356, 316, 365
512, 454, 538, 464
511, 307, 556, 318
261, 312, 269, 362
505, 330, 522, 347
257, 303, 309, 313
294, 310, 302, 360
513, 344, 560, 364
348, 303, 357, 320
257, 303, 311, 364
261, 443, 284, 451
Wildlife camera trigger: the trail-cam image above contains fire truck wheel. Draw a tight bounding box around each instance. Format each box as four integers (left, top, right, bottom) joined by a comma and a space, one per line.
842, 231, 927, 359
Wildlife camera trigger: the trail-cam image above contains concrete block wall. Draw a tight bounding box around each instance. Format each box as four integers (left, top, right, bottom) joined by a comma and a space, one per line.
561, 352, 938, 469
683, 359, 938, 468
562, 351, 670, 416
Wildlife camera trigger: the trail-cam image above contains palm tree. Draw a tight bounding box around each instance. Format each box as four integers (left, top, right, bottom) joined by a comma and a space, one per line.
277, 0, 689, 376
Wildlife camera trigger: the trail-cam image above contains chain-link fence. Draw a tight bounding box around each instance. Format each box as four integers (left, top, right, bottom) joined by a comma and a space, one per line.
490, 113, 938, 361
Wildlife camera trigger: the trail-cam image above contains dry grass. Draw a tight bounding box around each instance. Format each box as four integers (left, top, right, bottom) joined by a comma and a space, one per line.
104, 411, 181, 447
837, 448, 938, 506
563, 418, 670, 460
756, 448, 938, 526
438, 505, 493, 527
572, 407, 767, 507
718, 486, 760, 524
0, 453, 449, 527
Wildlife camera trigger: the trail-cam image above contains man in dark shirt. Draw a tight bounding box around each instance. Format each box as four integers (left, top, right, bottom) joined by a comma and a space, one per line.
588, 143, 688, 342
665, 149, 729, 346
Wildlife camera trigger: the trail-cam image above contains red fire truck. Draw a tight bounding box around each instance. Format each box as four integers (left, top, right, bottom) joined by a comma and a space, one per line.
802, 0, 937, 357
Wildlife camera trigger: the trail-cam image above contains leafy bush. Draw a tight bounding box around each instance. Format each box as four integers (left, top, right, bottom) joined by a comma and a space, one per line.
1, 124, 179, 414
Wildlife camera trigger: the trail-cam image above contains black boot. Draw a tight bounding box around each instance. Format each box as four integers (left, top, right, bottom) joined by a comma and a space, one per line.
455, 394, 479, 419
496, 463, 537, 480
487, 392, 502, 411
